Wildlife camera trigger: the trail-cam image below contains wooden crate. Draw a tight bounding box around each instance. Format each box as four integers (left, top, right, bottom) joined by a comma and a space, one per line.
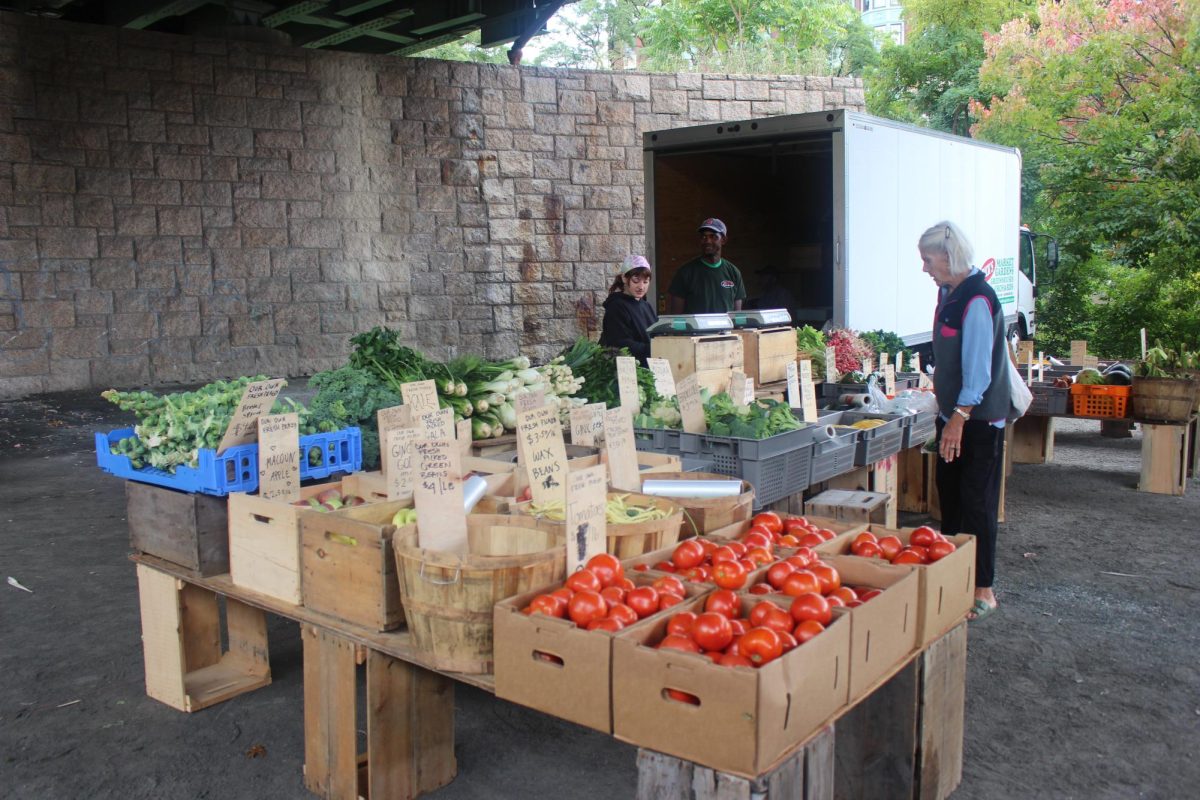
824, 457, 898, 528
804, 489, 890, 525
651, 334, 743, 395
301, 500, 414, 631
126, 482, 229, 576
1139, 421, 1192, 496
136, 563, 271, 712
734, 326, 797, 385
229, 480, 373, 606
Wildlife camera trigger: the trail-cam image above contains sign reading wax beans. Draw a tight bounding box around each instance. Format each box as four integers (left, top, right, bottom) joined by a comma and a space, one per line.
514, 389, 547, 464
256, 413, 300, 502
413, 438, 468, 552
218, 378, 285, 452
603, 406, 640, 492
566, 465, 608, 573
516, 404, 569, 505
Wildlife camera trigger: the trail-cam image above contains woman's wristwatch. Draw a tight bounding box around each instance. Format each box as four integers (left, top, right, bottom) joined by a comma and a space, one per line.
953, 406, 971, 421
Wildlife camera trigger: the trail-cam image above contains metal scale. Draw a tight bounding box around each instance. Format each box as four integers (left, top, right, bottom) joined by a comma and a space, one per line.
647, 313, 735, 337
728, 308, 793, 329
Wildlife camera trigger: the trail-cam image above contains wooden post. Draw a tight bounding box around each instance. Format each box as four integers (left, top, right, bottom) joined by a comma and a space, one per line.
897, 447, 929, 514
303, 626, 457, 800
136, 564, 271, 713
834, 659, 918, 799
1139, 422, 1190, 496
1011, 415, 1054, 464
914, 624, 968, 800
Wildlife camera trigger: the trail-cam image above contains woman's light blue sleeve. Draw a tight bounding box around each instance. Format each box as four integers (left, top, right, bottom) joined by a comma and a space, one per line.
957, 297, 994, 407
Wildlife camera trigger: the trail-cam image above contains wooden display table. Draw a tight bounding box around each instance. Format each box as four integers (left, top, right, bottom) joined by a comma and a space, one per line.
1138, 419, 1195, 496
132, 554, 967, 800
1011, 415, 1055, 464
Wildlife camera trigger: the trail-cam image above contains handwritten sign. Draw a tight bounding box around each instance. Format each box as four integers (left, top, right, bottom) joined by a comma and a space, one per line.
677, 373, 707, 434
799, 359, 819, 423
825, 347, 837, 384
1016, 340, 1034, 366
565, 465, 607, 573
884, 364, 896, 396
861, 357, 872, 376
256, 413, 299, 501
401, 379, 440, 415
413, 438, 468, 552
1037, 350, 1045, 383
570, 402, 605, 447
731, 370, 750, 408
647, 358, 676, 398
603, 406, 640, 492
1069, 340, 1088, 366
218, 378, 285, 452
918, 372, 933, 390
1026, 349, 1034, 384
895, 352, 904, 374
1140, 328, 1147, 359
377, 405, 412, 478
786, 361, 801, 408
879, 353, 888, 374
616, 356, 639, 412
456, 417, 473, 456
515, 389, 547, 465
910, 352, 921, 375
517, 404, 568, 505
418, 407, 455, 442
384, 427, 419, 500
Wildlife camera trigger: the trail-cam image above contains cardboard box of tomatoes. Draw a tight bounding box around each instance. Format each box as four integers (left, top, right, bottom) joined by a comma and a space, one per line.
818, 525, 976, 647
493, 554, 705, 733
611, 590, 851, 777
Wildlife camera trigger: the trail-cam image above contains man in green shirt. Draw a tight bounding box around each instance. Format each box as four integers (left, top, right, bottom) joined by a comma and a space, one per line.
667, 218, 747, 314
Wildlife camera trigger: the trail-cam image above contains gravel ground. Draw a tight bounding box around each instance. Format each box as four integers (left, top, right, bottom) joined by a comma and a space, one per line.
1, 394, 1198, 799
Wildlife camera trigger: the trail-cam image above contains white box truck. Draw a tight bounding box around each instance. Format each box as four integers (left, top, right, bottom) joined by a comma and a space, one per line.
643, 109, 1055, 346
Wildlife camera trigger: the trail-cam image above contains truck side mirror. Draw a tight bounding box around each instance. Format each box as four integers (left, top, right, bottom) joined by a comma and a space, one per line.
1047, 240, 1059, 270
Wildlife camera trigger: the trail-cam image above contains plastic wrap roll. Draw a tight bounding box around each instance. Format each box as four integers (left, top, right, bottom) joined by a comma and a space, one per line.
838, 393, 871, 409
811, 425, 837, 442
641, 479, 744, 499
462, 474, 489, 513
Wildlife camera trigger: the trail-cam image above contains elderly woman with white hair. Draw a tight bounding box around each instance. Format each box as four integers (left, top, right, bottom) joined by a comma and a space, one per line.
599, 254, 658, 365
921, 221, 1010, 621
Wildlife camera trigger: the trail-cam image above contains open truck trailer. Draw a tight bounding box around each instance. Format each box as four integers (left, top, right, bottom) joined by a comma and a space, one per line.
643, 109, 1049, 346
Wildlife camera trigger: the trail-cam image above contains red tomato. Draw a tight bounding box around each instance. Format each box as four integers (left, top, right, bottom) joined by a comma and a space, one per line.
790, 547, 818, 567
782, 569, 821, 597
766, 560, 797, 590
626, 586, 660, 618
725, 541, 748, 558
529, 594, 564, 618
826, 595, 846, 608
600, 586, 625, 609
666, 688, 700, 705
845, 600, 863, 608
751, 512, 783, 536
748, 599, 780, 628
852, 531, 879, 549
789, 592, 832, 625
565, 569, 601, 594
705, 589, 741, 619
681, 566, 709, 583
778, 534, 800, 548
658, 593, 685, 611
703, 650, 724, 664
745, 546, 774, 566
907, 545, 930, 563
585, 553, 624, 588
667, 611, 697, 638
777, 631, 799, 654
910, 526, 938, 547
816, 528, 836, 542
793, 619, 826, 643
782, 517, 810, 537
719, 653, 754, 668
551, 586, 574, 603
859, 588, 882, 601
739, 628, 783, 666
653, 560, 677, 573
658, 634, 702, 654
928, 540, 957, 562
831, 586, 859, 604
672, 539, 706, 570
698, 538, 719, 557
852, 541, 883, 559
798, 531, 825, 549
567, 591, 607, 626
616, 578, 636, 592
608, 604, 638, 627
712, 559, 748, 590
711, 545, 738, 564
633, 563, 649, 572
892, 549, 924, 565
877, 536, 903, 560
738, 558, 758, 573
759, 604, 794, 635
808, 562, 841, 594
742, 530, 773, 550
652, 575, 686, 597
587, 617, 623, 632
691, 612, 734, 651
748, 583, 773, 595
729, 618, 749, 637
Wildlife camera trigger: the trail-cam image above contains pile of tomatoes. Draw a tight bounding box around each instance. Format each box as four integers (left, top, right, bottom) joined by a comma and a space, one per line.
521, 553, 689, 632
847, 525, 956, 565
632, 512, 840, 591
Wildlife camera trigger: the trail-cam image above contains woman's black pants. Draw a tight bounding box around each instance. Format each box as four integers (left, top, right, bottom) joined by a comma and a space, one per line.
935, 417, 1004, 589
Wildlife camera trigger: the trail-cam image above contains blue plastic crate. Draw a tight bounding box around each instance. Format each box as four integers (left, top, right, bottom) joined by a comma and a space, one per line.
95, 426, 363, 496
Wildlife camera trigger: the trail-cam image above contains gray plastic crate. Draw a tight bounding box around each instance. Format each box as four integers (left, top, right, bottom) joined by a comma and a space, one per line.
903, 410, 938, 449
836, 411, 906, 466
808, 429, 859, 484
1027, 383, 1069, 416
633, 427, 682, 453
677, 428, 816, 508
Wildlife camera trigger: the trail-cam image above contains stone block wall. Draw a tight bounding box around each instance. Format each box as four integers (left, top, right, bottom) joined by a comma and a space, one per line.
0, 12, 864, 397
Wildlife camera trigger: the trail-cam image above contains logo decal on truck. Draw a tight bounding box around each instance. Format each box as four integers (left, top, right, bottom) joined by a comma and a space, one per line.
981, 257, 996, 281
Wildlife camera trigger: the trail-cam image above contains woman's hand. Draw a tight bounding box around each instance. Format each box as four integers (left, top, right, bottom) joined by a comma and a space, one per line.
940, 415, 965, 463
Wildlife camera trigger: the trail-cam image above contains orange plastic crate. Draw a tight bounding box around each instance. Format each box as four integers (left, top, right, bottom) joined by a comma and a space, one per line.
1069, 384, 1131, 418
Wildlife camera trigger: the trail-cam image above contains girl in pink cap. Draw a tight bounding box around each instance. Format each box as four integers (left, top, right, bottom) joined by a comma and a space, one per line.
599, 255, 658, 364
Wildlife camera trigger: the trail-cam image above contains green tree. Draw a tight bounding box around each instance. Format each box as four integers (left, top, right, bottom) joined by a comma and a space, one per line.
411, 31, 510, 64
532, 0, 654, 70
973, 0, 1200, 356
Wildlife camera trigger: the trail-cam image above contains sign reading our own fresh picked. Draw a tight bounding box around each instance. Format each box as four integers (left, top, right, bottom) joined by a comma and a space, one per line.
413, 438, 467, 552
677, 373, 707, 434
566, 465, 607, 574
218, 378, 285, 453
418, 407, 455, 442
647, 358, 676, 398
616, 356, 639, 413
517, 404, 568, 505
256, 413, 300, 502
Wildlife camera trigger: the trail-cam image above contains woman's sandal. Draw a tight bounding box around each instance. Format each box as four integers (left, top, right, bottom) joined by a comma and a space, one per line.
969, 598, 998, 621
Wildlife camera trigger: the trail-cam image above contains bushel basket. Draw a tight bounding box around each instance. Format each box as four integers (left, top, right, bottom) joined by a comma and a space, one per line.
1131, 377, 1197, 423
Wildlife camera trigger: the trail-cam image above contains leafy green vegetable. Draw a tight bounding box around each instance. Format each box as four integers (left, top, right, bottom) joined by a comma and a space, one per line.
305, 366, 402, 469
558, 338, 658, 409
859, 330, 909, 368
795, 325, 827, 381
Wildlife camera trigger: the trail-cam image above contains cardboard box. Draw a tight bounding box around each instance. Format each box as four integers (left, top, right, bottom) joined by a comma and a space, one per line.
611, 592, 850, 777
822, 526, 976, 646
493, 573, 706, 733
820, 555, 920, 700
228, 480, 371, 605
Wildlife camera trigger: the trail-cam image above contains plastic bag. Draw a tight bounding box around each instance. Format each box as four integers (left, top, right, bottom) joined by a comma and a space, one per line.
1008, 355, 1032, 420
864, 375, 889, 412
889, 389, 940, 416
